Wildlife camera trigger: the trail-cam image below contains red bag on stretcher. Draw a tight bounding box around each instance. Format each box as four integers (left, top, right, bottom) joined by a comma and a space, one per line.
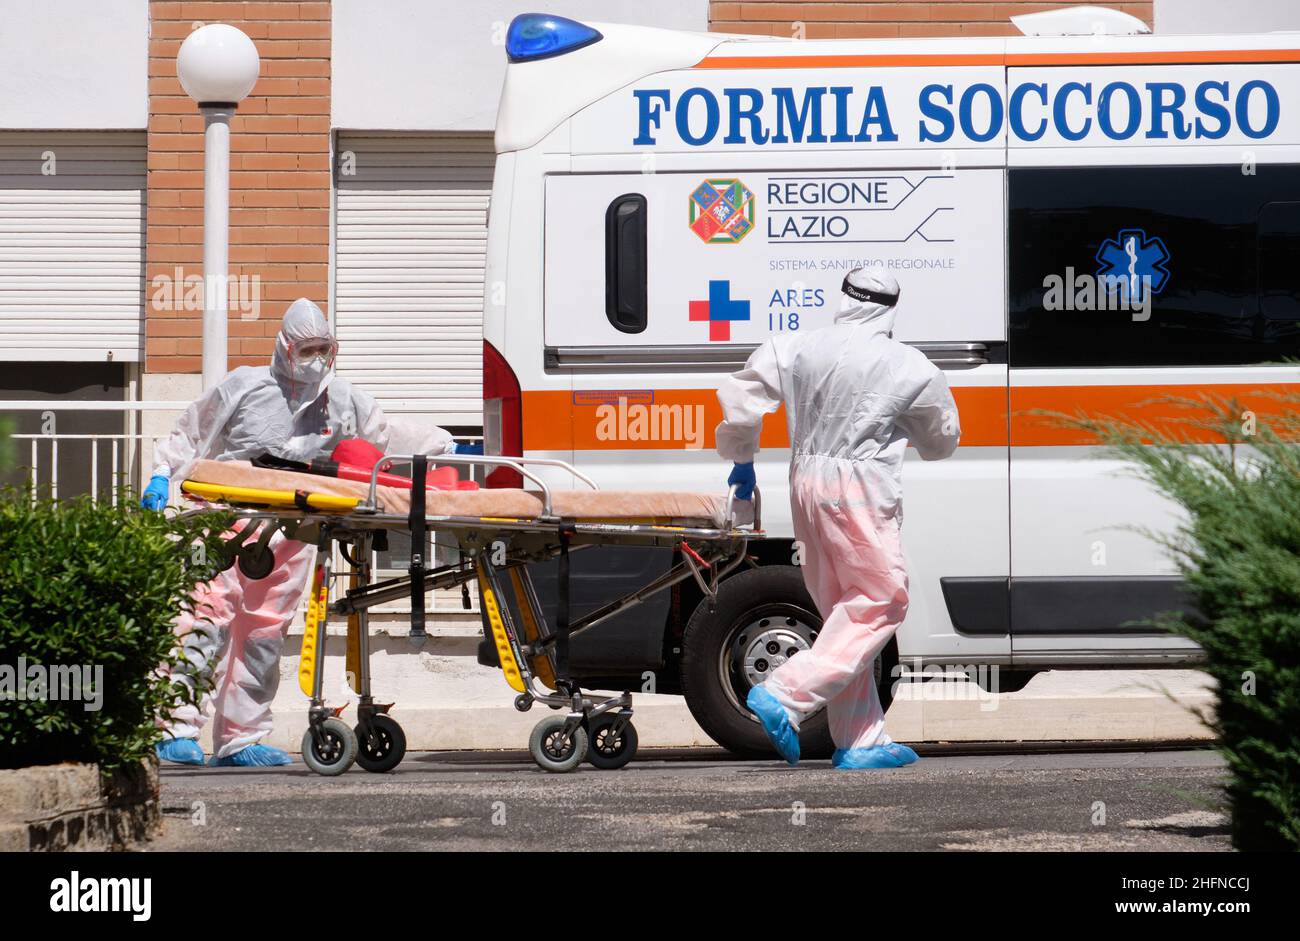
252, 438, 479, 491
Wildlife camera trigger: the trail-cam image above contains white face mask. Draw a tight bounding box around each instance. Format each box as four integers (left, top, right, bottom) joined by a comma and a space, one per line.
295, 356, 331, 386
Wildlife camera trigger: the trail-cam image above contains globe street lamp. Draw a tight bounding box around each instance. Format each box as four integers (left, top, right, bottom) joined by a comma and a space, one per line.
176, 24, 260, 391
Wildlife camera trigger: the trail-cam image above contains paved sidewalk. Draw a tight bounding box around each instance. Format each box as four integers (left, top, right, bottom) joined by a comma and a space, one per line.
149, 747, 1230, 852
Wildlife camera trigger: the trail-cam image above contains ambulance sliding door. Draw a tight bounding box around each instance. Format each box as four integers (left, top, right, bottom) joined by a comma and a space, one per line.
544, 170, 1005, 349
543, 168, 1011, 667
1006, 159, 1300, 663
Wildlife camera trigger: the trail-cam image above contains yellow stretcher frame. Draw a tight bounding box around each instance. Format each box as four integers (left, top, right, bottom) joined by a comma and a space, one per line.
177, 452, 760, 776
182, 479, 359, 512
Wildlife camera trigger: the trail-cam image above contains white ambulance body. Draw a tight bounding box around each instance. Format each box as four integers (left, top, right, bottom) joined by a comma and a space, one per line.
481, 13, 1300, 754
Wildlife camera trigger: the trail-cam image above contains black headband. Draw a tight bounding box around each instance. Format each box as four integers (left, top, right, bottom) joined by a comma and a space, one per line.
841, 276, 899, 307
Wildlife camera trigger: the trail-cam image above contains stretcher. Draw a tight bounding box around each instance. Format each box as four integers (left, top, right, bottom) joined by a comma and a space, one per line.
177, 453, 762, 774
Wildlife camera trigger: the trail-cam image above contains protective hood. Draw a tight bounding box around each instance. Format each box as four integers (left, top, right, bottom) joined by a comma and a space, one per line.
835, 268, 899, 336
271, 298, 335, 415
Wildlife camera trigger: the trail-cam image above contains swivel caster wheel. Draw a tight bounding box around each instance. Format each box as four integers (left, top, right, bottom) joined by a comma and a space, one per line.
216, 546, 238, 573
587, 714, 638, 770
514, 694, 533, 713
528, 717, 588, 773
238, 545, 275, 580
354, 714, 406, 773
301, 717, 357, 776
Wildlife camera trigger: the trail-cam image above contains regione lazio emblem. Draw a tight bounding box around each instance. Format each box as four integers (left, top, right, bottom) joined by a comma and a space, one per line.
688, 178, 755, 244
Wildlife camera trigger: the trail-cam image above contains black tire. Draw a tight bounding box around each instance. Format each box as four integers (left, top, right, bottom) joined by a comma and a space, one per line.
586, 714, 638, 770
680, 565, 898, 760
300, 717, 357, 776
528, 717, 588, 773
214, 538, 239, 572
354, 714, 407, 773
237, 545, 274, 580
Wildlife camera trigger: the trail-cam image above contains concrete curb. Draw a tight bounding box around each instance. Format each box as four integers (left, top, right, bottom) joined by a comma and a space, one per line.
232, 669, 1216, 755
0, 760, 160, 851
193, 618, 1220, 754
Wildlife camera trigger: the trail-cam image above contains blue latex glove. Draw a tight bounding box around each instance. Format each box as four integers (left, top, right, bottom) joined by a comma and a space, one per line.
453, 441, 484, 455
727, 462, 756, 501
140, 474, 170, 511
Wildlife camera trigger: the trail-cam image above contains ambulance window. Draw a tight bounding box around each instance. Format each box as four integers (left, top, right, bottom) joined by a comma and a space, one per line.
1008, 165, 1300, 367
605, 193, 647, 334
1259, 202, 1300, 322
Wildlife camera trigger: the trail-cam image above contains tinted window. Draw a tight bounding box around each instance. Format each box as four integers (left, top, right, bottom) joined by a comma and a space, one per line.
1009, 165, 1300, 367
1259, 201, 1300, 322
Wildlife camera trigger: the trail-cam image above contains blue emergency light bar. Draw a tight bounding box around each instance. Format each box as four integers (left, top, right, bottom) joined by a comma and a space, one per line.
506, 13, 603, 63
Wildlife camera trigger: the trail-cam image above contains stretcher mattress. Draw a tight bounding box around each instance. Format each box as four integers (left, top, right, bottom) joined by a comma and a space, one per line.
184, 459, 732, 528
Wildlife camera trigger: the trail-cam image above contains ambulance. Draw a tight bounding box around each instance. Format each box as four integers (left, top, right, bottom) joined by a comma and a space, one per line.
479, 8, 1300, 756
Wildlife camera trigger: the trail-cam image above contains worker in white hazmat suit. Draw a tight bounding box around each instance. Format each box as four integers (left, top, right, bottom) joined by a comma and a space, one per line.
143, 298, 474, 766
715, 268, 960, 769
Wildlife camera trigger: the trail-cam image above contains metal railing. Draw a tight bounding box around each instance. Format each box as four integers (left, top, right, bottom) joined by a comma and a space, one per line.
1, 399, 483, 616
3, 400, 183, 503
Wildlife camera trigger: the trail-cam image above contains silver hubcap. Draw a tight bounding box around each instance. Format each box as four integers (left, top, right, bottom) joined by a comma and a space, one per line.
732, 615, 817, 688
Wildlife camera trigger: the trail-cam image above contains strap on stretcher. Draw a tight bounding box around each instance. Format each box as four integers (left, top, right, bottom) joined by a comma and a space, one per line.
409, 454, 427, 640
554, 520, 575, 689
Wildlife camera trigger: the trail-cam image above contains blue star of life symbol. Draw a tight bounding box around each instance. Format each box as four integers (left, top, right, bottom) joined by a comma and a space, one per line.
1095, 228, 1170, 303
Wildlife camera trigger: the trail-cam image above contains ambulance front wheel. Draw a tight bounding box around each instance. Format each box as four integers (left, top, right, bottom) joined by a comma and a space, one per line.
679, 565, 894, 760
301, 717, 357, 776
528, 717, 588, 773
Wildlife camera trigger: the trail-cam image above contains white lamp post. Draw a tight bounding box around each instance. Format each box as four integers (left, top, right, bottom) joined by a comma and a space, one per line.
176, 24, 260, 391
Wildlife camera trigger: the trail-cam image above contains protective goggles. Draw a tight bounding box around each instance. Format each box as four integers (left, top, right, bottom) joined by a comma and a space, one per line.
842, 277, 900, 307
288, 338, 338, 367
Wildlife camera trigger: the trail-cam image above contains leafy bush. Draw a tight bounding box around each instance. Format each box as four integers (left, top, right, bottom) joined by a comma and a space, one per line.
1074, 394, 1299, 851
0, 489, 231, 772
0, 417, 13, 472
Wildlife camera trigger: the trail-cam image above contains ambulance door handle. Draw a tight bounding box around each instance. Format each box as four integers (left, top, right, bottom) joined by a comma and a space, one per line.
913, 342, 998, 369
605, 193, 648, 334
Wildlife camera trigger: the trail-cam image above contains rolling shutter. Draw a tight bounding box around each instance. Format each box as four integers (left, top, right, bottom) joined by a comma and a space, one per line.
0, 131, 145, 361
334, 132, 492, 425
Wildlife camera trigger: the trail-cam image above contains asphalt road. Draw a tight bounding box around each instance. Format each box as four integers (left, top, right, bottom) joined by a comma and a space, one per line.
148, 747, 1231, 852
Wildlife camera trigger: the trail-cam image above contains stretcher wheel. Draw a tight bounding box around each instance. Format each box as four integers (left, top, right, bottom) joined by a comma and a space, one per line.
528, 717, 588, 773
301, 717, 357, 776
354, 715, 406, 773
237, 545, 275, 580
586, 714, 638, 770
216, 545, 238, 572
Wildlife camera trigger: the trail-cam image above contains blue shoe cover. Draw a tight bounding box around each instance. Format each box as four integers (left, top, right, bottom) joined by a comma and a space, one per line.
208, 744, 293, 767
883, 743, 919, 765
831, 742, 919, 769
156, 738, 205, 766
746, 685, 799, 766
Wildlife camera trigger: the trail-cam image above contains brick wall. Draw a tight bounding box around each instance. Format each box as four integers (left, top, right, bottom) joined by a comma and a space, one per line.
145, 0, 331, 374
710, 1, 1153, 38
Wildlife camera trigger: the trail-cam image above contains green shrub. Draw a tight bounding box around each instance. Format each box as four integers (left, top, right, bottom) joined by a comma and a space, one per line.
0, 417, 13, 472
1073, 394, 1299, 851
0, 489, 232, 772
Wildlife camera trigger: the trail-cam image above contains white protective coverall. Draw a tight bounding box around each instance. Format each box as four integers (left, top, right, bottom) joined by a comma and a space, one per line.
716, 270, 960, 752
155, 298, 454, 757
